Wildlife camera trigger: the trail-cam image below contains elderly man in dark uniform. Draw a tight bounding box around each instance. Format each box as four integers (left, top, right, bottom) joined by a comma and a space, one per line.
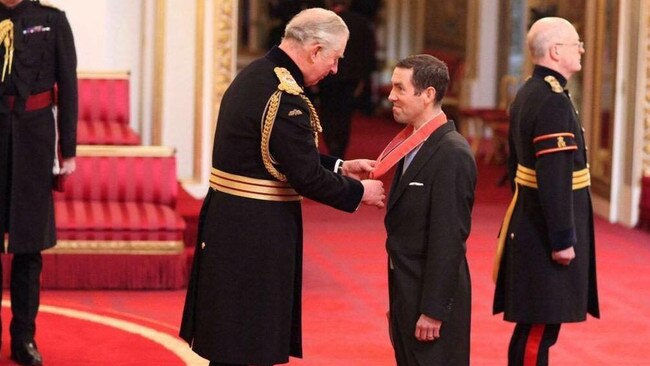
0, 0, 77, 365
492, 17, 599, 366
180, 7, 385, 366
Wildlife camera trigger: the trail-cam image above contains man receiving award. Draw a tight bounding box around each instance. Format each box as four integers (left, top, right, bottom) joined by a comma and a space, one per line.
376, 54, 477, 366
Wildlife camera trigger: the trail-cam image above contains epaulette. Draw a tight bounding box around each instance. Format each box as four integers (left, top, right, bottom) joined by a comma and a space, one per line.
274, 67, 303, 95
31, 0, 59, 10
543, 75, 564, 93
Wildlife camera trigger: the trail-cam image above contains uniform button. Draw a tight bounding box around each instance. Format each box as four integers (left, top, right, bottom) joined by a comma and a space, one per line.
585, 146, 589, 152
201, 242, 206, 250
510, 233, 515, 239
587, 163, 590, 169
581, 127, 586, 133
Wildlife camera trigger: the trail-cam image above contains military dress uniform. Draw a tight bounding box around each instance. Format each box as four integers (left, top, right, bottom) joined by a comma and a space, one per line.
180, 46, 364, 365
0, 0, 77, 363
492, 65, 599, 365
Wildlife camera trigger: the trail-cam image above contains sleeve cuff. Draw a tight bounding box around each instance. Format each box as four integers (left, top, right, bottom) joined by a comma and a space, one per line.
549, 227, 576, 251
420, 298, 453, 322
334, 159, 344, 174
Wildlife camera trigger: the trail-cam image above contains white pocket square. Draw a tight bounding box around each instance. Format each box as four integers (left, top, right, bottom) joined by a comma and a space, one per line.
408, 182, 424, 186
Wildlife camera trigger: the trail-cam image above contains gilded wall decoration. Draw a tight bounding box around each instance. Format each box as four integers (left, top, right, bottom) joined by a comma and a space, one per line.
645, 8, 650, 176
213, 0, 235, 136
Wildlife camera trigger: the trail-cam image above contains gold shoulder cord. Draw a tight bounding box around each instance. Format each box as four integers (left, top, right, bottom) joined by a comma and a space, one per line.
0, 19, 14, 82
261, 90, 286, 181
261, 67, 323, 182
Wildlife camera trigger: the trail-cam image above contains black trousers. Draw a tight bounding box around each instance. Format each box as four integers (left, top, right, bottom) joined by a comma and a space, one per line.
390, 313, 420, 366
388, 263, 419, 366
0, 253, 42, 345
508, 323, 561, 366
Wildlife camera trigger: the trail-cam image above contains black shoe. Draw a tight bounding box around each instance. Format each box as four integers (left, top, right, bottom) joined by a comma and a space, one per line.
11, 341, 43, 365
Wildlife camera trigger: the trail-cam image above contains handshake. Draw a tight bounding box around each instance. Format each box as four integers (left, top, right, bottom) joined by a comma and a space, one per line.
340, 159, 386, 209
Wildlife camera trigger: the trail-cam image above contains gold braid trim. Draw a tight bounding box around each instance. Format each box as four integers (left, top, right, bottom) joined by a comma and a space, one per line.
260, 67, 324, 182
299, 94, 322, 147
0, 19, 14, 82
261, 90, 287, 182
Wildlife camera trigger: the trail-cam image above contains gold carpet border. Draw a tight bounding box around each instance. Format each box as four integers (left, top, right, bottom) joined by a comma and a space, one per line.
1, 300, 208, 366
44, 240, 184, 255
77, 145, 176, 157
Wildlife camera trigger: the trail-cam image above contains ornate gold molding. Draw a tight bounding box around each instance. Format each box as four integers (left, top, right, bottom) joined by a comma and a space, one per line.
465, 0, 478, 80
645, 5, 650, 176
45, 240, 184, 255
77, 71, 131, 79
77, 145, 176, 157
192, 0, 206, 182
138, 0, 147, 140
212, 0, 235, 139
152, 0, 166, 146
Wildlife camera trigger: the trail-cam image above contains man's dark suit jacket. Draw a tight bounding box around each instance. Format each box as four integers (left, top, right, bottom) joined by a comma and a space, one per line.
386, 121, 476, 365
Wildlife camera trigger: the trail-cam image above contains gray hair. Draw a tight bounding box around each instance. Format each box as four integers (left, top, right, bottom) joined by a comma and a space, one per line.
283, 8, 349, 50
528, 28, 562, 59
527, 17, 575, 60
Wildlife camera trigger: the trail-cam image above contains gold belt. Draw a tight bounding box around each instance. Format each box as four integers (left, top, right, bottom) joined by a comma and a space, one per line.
210, 167, 301, 202
492, 164, 590, 283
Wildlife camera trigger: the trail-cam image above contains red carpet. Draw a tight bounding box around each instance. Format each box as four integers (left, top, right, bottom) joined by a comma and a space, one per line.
2, 113, 647, 365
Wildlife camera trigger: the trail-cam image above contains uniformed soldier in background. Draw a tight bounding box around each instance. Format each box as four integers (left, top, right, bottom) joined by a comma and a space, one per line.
492, 17, 599, 366
0, 0, 78, 364
180, 7, 385, 366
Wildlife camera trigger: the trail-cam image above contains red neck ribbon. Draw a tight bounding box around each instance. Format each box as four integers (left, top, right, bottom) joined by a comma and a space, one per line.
370, 111, 447, 179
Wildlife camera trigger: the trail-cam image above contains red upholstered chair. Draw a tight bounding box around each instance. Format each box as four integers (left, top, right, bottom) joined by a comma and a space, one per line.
45, 145, 187, 289
76, 72, 141, 145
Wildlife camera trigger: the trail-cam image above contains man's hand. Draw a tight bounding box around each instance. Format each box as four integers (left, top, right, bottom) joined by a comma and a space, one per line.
342, 159, 376, 180
360, 179, 385, 208
552, 246, 575, 266
59, 157, 76, 175
415, 314, 442, 342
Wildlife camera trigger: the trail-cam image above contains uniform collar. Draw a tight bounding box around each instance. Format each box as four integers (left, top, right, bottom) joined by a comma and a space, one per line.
532, 65, 567, 88
265, 46, 306, 88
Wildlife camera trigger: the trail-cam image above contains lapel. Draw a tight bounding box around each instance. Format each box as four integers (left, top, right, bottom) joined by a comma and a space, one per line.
387, 121, 455, 212
388, 159, 404, 202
